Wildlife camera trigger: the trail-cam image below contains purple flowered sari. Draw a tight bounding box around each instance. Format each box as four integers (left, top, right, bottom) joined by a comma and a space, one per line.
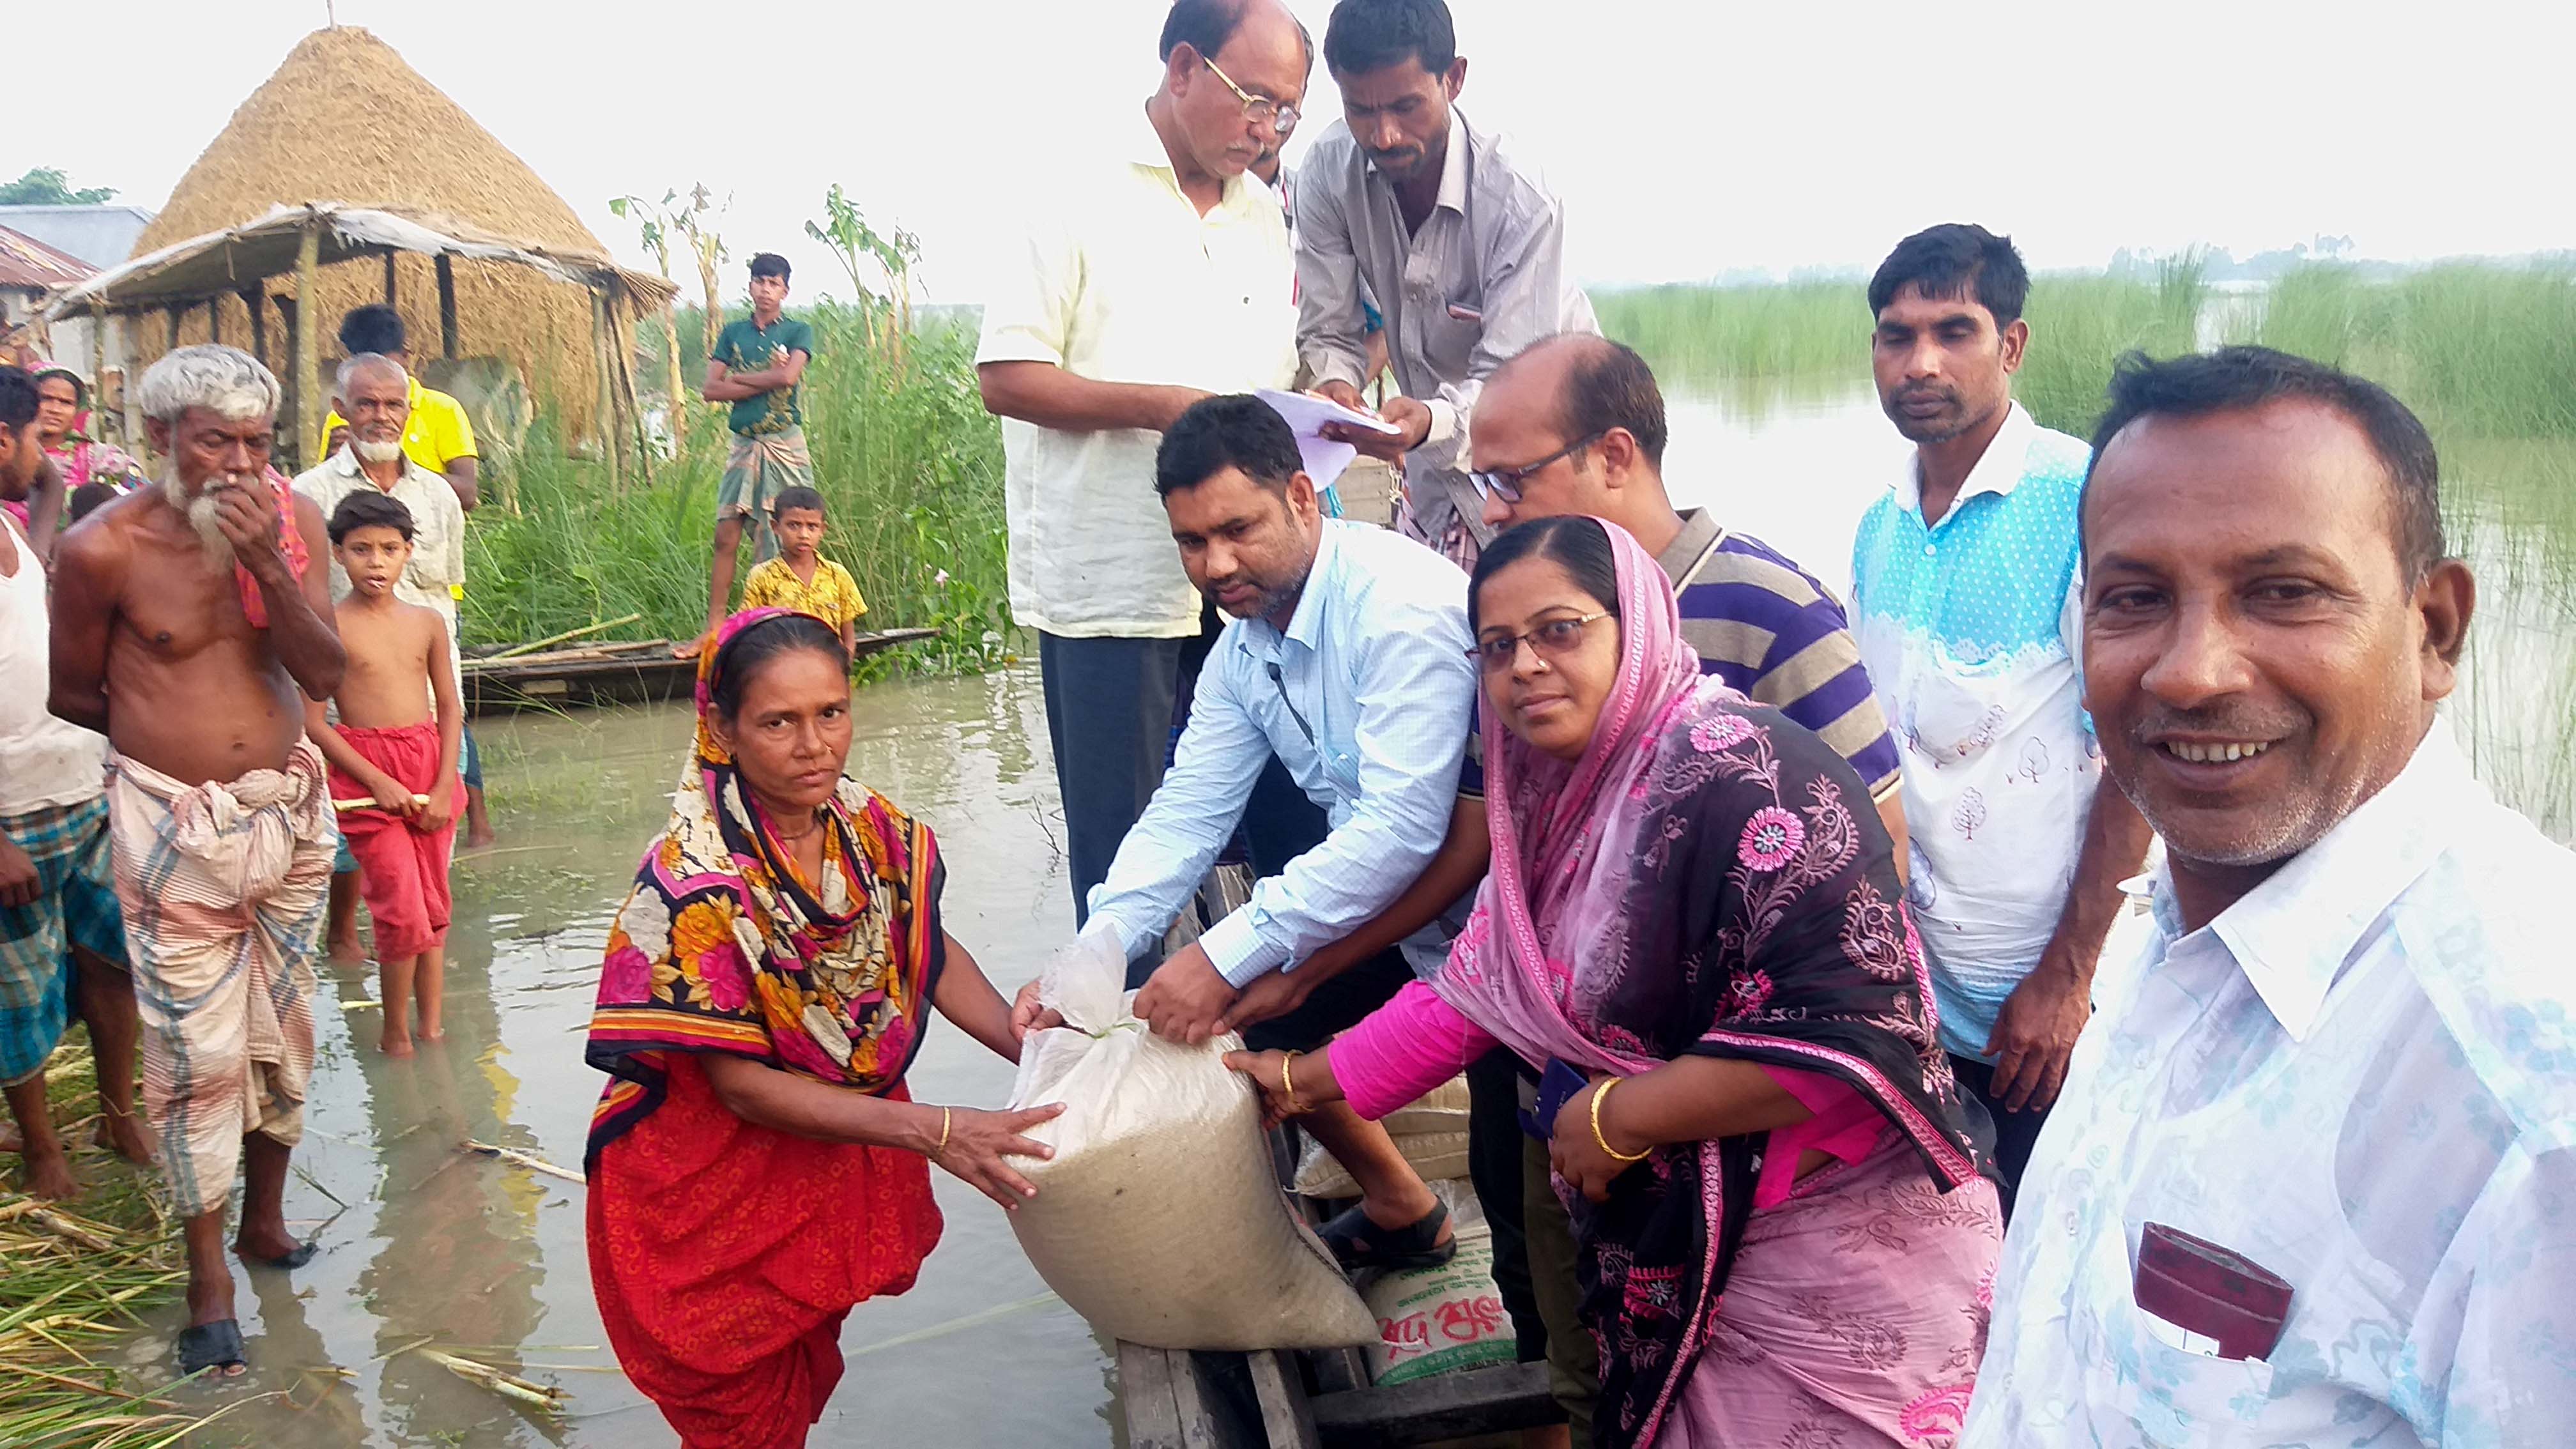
1436, 521, 1993, 1446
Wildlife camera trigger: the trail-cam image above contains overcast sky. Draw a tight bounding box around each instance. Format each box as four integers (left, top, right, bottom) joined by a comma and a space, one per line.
15, 0, 2566, 308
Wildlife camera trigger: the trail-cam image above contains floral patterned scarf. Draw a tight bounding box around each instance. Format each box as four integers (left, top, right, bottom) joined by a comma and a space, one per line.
585, 608, 944, 1163
1436, 522, 1989, 1448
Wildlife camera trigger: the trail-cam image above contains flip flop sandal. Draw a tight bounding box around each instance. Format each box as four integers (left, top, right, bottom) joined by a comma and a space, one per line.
176, 1319, 248, 1379
245, 1239, 319, 1269
1319, 1199, 1457, 1273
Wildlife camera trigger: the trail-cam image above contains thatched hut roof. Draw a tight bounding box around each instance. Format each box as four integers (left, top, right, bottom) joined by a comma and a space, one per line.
127, 26, 638, 445
135, 26, 600, 257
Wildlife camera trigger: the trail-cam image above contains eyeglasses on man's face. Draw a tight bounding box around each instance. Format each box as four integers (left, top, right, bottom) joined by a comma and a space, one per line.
1202, 54, 1300, 139
1468, 431, 1608, 504
1469, 612, 1611, 671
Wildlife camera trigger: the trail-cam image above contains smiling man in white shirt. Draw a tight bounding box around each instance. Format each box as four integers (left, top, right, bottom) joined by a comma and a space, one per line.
976, 0, 1310, 921
1966, 347, 2576, 1446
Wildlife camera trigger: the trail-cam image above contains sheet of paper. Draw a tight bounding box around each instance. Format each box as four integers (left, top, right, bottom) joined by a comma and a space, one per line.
1256, 388, 1400, 496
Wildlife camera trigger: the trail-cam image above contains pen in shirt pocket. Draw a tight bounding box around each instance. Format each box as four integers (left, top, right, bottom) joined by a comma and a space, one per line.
1446, 300, 1482, 323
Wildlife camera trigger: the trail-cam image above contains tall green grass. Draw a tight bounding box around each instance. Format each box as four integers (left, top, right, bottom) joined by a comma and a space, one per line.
1592, 280, 1866, 386
463, 307, 1011, 675
2014, 254, 2209, 437
1593, 255, 2210, 437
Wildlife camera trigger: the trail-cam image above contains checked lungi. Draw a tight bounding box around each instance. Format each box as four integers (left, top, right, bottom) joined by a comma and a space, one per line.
0, 797, 126, 1087
717, 427, 817, 565
104, 742, 332, 1217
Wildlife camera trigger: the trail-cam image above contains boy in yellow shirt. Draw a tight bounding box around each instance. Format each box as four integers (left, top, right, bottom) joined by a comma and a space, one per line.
737, 486, 865, 654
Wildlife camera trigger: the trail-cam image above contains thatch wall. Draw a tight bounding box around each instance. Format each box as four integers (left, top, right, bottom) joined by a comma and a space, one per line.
132, 26, 614, 437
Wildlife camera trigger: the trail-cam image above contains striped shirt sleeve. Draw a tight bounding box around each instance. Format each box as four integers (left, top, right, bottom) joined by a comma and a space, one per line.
1681, 543, 1903, 801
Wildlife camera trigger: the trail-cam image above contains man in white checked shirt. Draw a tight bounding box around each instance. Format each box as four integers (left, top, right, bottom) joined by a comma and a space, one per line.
1022, 394, 1478, 1266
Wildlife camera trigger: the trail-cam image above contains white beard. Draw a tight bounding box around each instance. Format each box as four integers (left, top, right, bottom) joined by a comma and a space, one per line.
353, 438, 404, 465
160, 471, 237, 570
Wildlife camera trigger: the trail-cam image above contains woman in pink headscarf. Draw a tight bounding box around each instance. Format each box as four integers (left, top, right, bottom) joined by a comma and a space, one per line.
1231, 516, 2000, 1448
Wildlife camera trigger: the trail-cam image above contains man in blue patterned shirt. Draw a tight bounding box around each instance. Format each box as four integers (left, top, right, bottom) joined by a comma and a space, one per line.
1850, 225, 2151, 1215
1967, 347, 2573, 1446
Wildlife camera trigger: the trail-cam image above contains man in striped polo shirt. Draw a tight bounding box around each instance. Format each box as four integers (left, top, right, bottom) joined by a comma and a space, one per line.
1471, 334, 1908, 854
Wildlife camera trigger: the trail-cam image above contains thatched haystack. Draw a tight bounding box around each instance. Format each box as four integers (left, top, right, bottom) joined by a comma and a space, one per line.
132, 26, 615, 436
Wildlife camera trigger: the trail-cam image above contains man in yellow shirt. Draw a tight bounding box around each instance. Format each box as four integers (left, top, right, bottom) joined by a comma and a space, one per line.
325, 306, 493, 851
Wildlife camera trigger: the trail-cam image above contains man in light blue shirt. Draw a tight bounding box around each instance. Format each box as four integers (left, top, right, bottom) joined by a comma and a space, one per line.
1094, 392, 1476, 1262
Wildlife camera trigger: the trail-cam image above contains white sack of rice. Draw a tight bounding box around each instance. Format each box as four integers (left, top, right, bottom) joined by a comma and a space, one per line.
1294, 1128, 1473, 1201
1006, 922, 1377, 1351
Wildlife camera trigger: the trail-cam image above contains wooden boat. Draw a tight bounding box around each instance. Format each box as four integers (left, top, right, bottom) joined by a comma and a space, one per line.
462, 629, 938, 716
1118, 870, 1564, 1447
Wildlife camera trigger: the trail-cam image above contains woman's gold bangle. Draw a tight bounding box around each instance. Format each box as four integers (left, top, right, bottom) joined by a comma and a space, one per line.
1282, 1050, 1303, 1114
1591, 1077, 1651, 1163
937, 1105, 953, 1154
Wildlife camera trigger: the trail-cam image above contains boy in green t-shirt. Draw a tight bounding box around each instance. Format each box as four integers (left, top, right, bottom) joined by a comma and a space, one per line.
682, 252, 819, 658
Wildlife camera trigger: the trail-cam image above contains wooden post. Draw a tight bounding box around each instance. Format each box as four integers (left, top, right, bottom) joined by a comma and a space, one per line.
88, 300, 112, 445
381, 250, 398, 305
590, 287, 623, 489
209, 296, 223, 345
243, 289, 267, 365
435, 254, 460, 360
294, 220, 323, 469
166, 305, 182, 351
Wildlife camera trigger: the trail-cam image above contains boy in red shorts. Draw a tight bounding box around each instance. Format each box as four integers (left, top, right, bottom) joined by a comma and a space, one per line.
304, 492, 463, 1055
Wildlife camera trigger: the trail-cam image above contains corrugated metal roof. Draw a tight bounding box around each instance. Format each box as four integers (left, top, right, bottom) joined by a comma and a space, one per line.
0, 224, 96, 291
0, 205, 157, 269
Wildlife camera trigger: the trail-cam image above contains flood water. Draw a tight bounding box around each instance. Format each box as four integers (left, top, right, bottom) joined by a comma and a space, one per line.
135, 383, 2570, 1448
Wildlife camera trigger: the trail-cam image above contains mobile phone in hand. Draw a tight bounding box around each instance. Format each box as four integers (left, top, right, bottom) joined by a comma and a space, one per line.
1521, 1059, 1590, 1140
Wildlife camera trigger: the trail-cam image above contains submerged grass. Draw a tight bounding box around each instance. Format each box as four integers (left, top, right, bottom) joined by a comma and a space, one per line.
463, 308, 1012, 677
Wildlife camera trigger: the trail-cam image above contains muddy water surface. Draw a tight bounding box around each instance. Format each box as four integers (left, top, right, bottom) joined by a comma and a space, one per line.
148, 668, 1110, 1447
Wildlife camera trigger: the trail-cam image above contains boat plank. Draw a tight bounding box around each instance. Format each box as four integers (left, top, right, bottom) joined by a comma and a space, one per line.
1307, 1361, 1561, 1445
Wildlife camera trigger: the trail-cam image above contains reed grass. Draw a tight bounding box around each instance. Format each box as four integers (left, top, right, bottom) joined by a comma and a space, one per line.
0, 1035, 229, 1448
463, 307, 1011, 676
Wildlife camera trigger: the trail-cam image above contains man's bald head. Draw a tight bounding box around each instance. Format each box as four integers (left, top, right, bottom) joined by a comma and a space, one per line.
1483, 334, 1668, 468
1470, 334, 1676, 541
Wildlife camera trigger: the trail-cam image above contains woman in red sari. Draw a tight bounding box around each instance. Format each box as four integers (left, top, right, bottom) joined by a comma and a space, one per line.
584, 608, 1061, 1448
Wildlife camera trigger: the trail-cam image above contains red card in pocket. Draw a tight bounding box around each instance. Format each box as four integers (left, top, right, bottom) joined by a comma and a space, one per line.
2134, 1222, 2292, 1362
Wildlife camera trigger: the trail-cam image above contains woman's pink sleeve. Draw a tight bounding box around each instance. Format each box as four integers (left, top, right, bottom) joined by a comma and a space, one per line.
1752, 1066, 1888, 1209
1327, 980, 1499, 1121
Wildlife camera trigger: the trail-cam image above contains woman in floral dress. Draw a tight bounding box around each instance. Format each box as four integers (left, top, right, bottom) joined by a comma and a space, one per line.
583, 608, 1061, 1448
1232, 518, 2002, 1447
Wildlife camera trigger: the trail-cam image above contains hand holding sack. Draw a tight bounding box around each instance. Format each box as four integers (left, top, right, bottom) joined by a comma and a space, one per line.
1004, 919, 1377, 1351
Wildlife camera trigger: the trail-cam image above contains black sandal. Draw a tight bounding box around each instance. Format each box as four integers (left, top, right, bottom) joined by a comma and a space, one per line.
176, 1319, 248, 1378
1319, 1200, 1457, 1273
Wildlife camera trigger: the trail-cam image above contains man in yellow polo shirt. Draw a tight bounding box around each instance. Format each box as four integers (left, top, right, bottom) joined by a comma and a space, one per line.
325, 306, 493, 852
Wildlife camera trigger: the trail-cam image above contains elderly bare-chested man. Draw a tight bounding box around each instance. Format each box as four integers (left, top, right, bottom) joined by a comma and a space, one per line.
47, 344, 345, 1379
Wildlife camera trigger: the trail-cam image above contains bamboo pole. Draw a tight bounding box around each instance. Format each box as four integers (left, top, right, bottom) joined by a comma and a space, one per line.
294, 219, 323, 468
435, 254, 460, 360
381, 250, 398, 306
242, 288, 265, 364
165, 305, 181, 351
486, 612, 642, 659
208, 296, 222, 346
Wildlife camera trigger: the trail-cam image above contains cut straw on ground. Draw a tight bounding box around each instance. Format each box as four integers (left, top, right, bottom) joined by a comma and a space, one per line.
0, 1030, 231, 1448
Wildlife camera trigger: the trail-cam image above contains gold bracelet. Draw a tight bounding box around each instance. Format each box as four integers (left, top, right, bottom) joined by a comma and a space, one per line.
937, 1105, 953, 1154
1282, 1050, 1303, 1114
1591, 1078, 1651, 1163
